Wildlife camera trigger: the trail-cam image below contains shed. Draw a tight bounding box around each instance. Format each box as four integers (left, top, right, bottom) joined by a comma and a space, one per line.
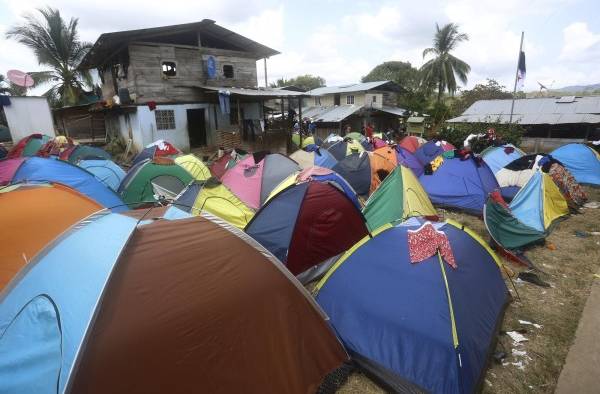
1, 96, 55, 142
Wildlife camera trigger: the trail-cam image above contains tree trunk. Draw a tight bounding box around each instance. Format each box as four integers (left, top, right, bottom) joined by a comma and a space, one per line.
437, 80, 443, 103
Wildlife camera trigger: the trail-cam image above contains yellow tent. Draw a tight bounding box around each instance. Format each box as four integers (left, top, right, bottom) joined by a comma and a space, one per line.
174, 154, 211, 181
186, 181, 254, 229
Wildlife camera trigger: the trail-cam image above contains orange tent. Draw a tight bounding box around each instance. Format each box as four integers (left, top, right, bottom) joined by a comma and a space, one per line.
368, 151, 397, 194
0, 183, 102, 290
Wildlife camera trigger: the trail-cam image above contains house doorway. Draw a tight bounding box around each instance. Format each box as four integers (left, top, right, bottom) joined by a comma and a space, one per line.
334, 94, 341, 106
187, 108, 206, 147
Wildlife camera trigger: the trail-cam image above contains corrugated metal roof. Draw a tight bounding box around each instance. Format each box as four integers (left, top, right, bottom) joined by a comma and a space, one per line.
307, 81, 403, 96
448, 96, 600, 124
197, 85, 306, 98
377, 106, 408, 116
407, 116, 425, 123
301, 105, 363, 122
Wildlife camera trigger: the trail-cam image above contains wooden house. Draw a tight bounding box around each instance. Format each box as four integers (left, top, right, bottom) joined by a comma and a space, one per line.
78, 19, 304, 153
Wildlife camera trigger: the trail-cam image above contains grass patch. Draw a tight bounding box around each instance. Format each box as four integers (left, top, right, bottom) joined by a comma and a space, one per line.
337, 187, 600, 393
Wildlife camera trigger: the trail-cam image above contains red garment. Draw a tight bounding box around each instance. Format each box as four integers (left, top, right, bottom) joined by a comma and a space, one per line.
147, 101, 157, 111
489, 190, 510, 209
407, 222, 456, 268
365, 125, 374, 139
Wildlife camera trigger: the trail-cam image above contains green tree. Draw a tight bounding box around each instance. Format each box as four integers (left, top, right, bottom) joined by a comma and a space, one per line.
452, 79, 513, 115
361, 61, 420, 89
420, 23, 471, 103
6, 7, 93, 107
270, 74, 326, 91
362, 61, 431, 113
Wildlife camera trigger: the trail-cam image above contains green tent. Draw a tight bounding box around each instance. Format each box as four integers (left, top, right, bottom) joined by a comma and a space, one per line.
118, 159, 194, 207
362, 165, 437, 231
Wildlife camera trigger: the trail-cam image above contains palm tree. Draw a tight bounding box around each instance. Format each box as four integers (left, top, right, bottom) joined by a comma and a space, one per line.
6, 7, 92, 107
420, 23, 471, 103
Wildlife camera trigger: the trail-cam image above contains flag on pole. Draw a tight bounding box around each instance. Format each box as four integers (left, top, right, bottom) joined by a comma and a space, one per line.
517, 51, 526, 90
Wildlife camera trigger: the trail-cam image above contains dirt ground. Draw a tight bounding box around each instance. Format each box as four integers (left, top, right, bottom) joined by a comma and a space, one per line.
336, 186, 600, 394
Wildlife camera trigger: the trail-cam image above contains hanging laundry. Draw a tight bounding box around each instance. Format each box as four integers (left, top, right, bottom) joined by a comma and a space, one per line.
218, 90, 231, 114
407, 222, 456, 268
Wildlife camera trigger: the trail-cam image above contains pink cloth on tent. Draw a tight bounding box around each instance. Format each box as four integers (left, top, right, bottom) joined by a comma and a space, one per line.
221, 155, 264, 209
297, 166, 333, 182
440, 140, 456, 151
372, 137, 387, 149
407, 222, 456, 268
399, 136, 420, 153
0, 158, 25, 186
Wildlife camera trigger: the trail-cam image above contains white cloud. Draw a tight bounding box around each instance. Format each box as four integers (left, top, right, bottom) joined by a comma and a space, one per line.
560, 22, 600, 62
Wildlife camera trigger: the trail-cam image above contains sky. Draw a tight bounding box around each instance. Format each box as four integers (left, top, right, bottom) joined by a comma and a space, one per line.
1, 0, 600, 94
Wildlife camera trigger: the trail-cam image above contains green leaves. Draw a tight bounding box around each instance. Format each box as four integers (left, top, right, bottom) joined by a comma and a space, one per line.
6, 7, 93, 107
420, 23, 471, 102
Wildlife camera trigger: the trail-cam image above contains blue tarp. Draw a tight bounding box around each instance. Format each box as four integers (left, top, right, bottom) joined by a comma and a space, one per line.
419, 157, 499, 214
12, 157, 127, 212
551, 144, 600, 186
316, 220, 508, 393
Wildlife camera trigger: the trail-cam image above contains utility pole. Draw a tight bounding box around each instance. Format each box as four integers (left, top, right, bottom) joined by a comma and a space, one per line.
508, 31, 524, 126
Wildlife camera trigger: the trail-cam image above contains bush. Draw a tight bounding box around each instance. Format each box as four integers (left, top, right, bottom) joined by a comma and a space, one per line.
438, 118, 525, 153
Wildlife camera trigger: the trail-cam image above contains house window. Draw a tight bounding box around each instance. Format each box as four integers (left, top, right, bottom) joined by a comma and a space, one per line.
346, 95, 355, 105
162, 61, 177, 77
223, 65, 234, 78
314, 97, 321, 106
372, 95, 377, 103
155, 110, 176, 130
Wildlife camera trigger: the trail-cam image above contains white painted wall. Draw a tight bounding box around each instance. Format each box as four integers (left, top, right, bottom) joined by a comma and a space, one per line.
3, 96, 55, 141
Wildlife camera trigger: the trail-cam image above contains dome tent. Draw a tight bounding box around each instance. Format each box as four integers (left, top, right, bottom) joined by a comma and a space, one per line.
0, 157, 126, 212
77, 159, 126, 191
315, 218, 509, 394
332, 151, 396, 198
175, 178, 255, 229
62, 144, 111, 163
131, 139, 181, 166
221, 152, 301, 209
0, 211, 347, 394
209, 149, 247, 179
118, 158, 194, 207
289, 146, 337, 169
414, 140, 455, 165
0, 183, 102, 291
245, 181, 369, 283
173, 153, 211, 181
484, 170, 569, 251
418, 156, 499, 214
267, 166, 361, 210
363, 165, 437, 231
550, 143, 600, 186
481, 144, 525, 175
6, 134, 52, 158
324, 139, 366, 161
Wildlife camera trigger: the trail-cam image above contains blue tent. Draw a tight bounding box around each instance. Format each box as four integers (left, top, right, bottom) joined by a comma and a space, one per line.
78, 159, 126, 192
9, 157, 127, 212
414, 140, 445, 165
550, 143, 600, 185
419, 157, 499, 214
315, 218, 509, 393
481, 144, 524, 175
